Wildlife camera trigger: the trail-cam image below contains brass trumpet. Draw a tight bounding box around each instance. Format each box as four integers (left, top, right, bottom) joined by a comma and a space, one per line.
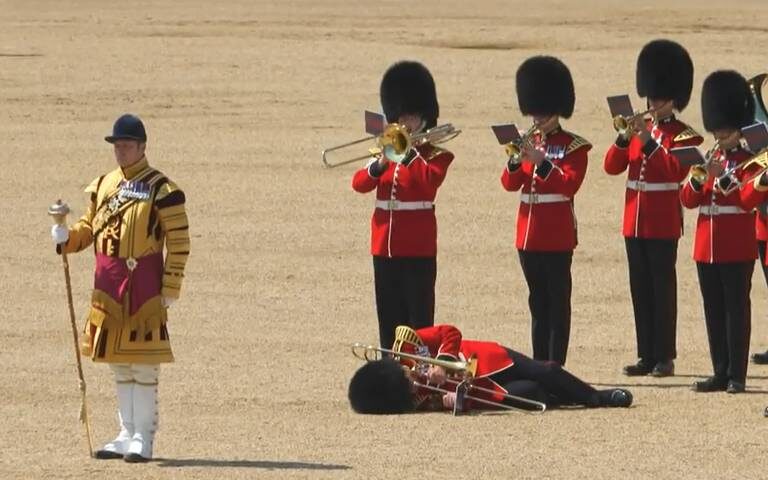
322, 122, 461, 169
613, 109, 653, 136
350, 342, 547, 414
504, 124, 542, 164
689, 141, 722, 185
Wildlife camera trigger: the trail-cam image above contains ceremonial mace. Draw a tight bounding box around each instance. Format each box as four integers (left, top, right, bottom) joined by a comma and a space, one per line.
48, 200, 94, 458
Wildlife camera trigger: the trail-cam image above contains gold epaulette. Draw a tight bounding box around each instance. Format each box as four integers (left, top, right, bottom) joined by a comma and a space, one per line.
562, 130, 592, 155
154, 178, 180, 202
425, 145, 449, 161
673, 125, 702, 143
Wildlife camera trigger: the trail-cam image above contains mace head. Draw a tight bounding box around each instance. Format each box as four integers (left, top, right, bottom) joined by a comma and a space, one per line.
48, 199, 70, 224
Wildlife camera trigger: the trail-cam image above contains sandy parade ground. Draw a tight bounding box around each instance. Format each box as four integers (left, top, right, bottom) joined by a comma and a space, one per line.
2, 0, 768, 478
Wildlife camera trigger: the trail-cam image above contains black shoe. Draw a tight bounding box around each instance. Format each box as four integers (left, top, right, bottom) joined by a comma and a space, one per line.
124, 453, 151, 463
650, 360, 674, 377
599, 388, 633, 408
94, 450, 124, 460
763, 406, 768, 417
623, 360, 653, 376
692, 376, 728, 392
752, 350, 768, 364
726, 380, 745, 394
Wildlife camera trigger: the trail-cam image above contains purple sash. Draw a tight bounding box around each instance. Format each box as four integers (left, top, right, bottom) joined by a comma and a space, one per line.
94, 252, 163, 315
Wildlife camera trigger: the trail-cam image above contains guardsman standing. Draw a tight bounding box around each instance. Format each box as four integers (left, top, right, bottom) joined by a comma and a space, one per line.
752, 206, 768, 364
50, 114, 190, 462
681, 70, 759, 393
604, 39, 703, 377
352, 61, 454, 349
500, 56, 591, 366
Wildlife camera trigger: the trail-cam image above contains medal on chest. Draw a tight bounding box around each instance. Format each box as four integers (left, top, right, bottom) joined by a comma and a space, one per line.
544, 144, 566, 162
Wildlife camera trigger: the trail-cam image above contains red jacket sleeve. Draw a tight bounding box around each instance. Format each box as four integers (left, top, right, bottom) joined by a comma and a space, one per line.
680, 177, 705, 208
604, 142, 629, 175
535, 146, 588, 196
741, 174, 768, 211
351, 161, 380, 193
416, 324, 462, 360
500, 164, 527, 191
644, 134, 701, 181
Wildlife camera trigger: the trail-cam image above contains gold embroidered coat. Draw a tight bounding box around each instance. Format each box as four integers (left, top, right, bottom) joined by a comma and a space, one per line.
60, 157, 189, 363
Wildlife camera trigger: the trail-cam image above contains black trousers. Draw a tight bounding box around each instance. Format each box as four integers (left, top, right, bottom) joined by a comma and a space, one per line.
757, 241, 768, 353
489, 349, 597, 408
624, 238, 678, 363
758, 241, 768, 285
373, 256, 436, 349
696, 261, 753, 384
518, 250, 573, 365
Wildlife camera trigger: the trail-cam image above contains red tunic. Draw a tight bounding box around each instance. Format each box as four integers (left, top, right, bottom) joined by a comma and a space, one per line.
604, 118, 703, 239
352, 144, 453, 257
742, 171, 768, 264
756, 211, 768, 242
680, 148, 760, 263
409, 325, 516, 407
500, 128, 591, 251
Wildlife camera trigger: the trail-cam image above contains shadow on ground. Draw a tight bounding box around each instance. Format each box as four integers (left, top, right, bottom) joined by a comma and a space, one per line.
154, 458, 351, 470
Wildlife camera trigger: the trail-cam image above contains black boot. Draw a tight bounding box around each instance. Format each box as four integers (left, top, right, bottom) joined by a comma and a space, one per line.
692, 376, 728, 392
623, 359, 653, 376
752, 350, 768, 364
650, 360, 674, 377
726, 380, 745, 394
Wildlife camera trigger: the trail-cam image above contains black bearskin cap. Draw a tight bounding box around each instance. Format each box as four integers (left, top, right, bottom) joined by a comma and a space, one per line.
348, 359, 414, 414
380, 61, 439, 129
701, 70, 755, 132
636, 39, 694, 111
516, 56, 575, 118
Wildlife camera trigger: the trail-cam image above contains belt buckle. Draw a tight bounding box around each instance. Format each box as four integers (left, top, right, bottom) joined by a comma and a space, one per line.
637, 181, 646, 191
711, 205, 719, 215
387, 199, 396, 210
126, 257, 138, 271
529, 192, 538, 204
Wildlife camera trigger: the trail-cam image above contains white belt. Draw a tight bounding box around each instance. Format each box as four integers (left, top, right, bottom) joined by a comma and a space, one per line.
699, 205, 747, 216
626, 180, 679, 192
520, 193, 570, 204
375, 200, 434, 211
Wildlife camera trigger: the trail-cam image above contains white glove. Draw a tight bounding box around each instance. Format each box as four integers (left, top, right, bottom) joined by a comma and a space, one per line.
51, 224, 69, 245
161, 296, 177, 308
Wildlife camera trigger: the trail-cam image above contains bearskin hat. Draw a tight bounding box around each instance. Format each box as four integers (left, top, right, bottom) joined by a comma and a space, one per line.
516, 56, 575, 118
348, 359, 414, 414
636, 39, 694, 111
380, 61, 439, 129
701, 70, 755, 132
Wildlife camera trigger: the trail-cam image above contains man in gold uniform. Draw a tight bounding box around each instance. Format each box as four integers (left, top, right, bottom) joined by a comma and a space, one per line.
50, 114, 190, 462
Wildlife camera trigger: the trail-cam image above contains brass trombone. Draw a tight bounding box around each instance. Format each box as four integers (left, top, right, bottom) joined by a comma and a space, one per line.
613, 108, 654, 137
735, 150, 768, 186
322, 123, 461, 169
350, 342, 547, 414
717, 148, 768, 181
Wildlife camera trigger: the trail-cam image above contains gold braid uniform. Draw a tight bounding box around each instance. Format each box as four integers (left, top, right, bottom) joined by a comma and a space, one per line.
61, 156, 190, 364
